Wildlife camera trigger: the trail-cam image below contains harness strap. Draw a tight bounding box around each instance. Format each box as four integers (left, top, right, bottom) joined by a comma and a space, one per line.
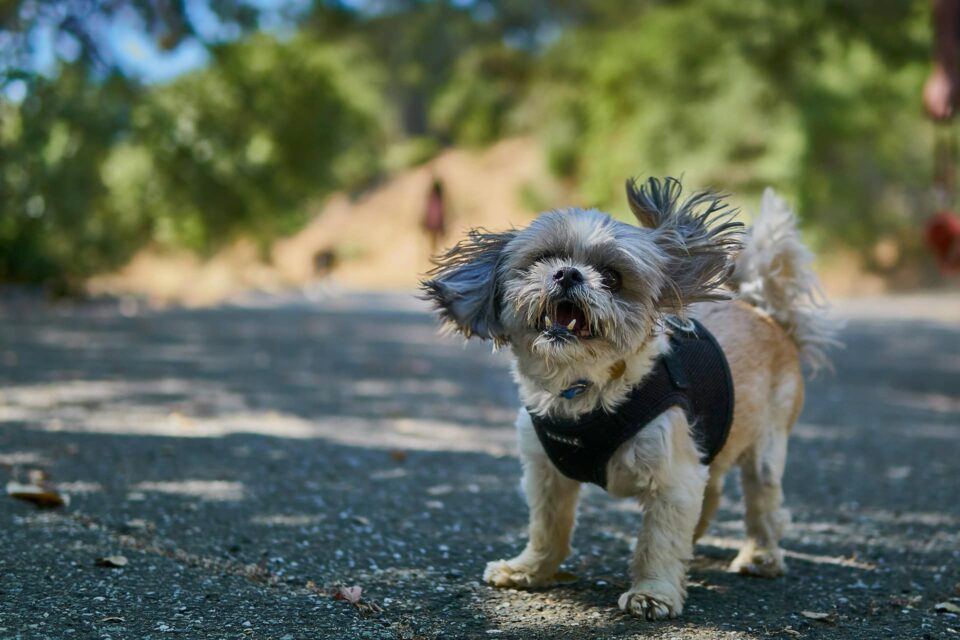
529, 319, 734, 488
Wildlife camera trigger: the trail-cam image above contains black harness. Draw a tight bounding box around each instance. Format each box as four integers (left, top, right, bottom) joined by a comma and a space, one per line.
529, 319, 734, 489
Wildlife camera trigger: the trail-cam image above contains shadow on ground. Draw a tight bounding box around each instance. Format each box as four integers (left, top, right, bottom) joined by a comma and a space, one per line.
0, 293, 957, 639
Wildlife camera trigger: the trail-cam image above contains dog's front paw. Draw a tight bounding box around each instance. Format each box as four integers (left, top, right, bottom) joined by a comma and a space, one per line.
483, 559, 553, 589
729, 544, 786, 578
618, 586, 683, 621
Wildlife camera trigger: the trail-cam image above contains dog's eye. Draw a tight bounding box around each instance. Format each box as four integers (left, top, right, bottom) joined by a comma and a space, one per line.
600, 267, 621, 292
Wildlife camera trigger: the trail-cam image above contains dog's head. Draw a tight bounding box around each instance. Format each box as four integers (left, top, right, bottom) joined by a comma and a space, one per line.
422, 177, 743, 364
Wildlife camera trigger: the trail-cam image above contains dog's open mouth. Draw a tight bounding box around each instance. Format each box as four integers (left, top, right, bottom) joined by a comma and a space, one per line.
540, 300, 593, 339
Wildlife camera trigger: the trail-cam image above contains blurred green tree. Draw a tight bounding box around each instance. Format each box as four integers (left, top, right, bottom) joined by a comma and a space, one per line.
0, 32, 385, 287
0, 0, 261, 76
0, 0, 945, 289
124, 33, 385, 251
0, 66, 143, 290
533, 0, 933, 260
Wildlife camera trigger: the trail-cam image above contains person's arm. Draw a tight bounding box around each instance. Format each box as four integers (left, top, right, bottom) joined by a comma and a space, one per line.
925, 0, 960, 120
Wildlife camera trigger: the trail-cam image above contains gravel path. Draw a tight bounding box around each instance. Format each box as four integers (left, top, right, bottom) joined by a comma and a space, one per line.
1, 291, 958, 640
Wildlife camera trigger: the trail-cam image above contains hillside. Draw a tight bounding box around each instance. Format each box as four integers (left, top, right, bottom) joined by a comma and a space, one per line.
88, 138, 568, 306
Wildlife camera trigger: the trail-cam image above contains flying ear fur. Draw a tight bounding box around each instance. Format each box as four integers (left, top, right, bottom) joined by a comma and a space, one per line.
420, 228, 517, 341
626, 176, 744, 313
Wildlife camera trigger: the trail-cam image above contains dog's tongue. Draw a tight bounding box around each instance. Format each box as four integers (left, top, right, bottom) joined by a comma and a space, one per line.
555, 301, 587, 331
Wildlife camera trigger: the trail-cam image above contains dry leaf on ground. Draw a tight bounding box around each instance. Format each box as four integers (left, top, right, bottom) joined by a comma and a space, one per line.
935, 602, 960, 614
6, 482, 68, 508
426, 484, 453, 496
332, 585, 383, 615
800, 610, 835, 623
335, 586, 363, 604
95, 555, 129, 568
889, 595, 923, 608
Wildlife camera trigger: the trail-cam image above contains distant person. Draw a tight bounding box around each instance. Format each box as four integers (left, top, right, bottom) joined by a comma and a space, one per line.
313, 248, 336, 277
423, 178, 447, 255
924, 0, 960, 272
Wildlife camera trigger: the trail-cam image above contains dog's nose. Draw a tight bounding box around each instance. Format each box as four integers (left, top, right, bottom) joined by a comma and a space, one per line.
553, 267, 584, 289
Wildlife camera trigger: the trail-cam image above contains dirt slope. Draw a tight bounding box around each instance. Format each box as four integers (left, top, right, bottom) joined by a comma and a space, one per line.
88, 137, 565, 306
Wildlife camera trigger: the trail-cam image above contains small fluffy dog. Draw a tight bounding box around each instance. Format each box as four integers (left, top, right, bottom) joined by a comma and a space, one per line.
422, 177, 839, 620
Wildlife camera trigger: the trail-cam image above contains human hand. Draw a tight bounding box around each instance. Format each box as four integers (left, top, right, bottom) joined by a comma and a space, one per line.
924, 65, 959, 121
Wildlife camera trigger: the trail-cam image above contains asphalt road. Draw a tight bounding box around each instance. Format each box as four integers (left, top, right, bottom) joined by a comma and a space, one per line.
1, 291, 958, 640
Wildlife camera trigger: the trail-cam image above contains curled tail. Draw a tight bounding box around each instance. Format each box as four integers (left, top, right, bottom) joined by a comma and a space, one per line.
732, 189, 843, 375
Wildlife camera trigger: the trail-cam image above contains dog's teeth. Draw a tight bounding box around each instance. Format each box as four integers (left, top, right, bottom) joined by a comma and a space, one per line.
544, 316, 553, 327
567, 319, 576, 331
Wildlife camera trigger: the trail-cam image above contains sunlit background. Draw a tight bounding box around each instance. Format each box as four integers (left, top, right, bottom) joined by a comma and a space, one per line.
0, 0, 949, 303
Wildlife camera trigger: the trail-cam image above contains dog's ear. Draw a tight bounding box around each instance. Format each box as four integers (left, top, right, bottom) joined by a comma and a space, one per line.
421, 228, 517, 341
626, 176, 744, 313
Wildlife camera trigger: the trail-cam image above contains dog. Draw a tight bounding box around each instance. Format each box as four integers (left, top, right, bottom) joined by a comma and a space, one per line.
421, 177, 840, 620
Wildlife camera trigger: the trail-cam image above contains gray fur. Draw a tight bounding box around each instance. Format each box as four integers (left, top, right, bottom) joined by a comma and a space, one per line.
497, 208, 668, 362
421, 228, 517, 341
422, 177, 743, 373
626, 177, 744, 313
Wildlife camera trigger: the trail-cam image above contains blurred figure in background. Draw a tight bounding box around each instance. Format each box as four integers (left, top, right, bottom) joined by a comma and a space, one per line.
423, 177, 447, 256
924, 0, 960, 273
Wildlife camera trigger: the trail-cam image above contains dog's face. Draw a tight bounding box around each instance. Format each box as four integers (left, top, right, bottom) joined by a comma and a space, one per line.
422, 178, 743, 366
495, 210, 667, 364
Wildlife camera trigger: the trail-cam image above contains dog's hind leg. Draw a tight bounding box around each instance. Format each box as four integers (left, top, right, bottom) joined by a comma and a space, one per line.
484, 410, 581, 588
729, 430, 790, 578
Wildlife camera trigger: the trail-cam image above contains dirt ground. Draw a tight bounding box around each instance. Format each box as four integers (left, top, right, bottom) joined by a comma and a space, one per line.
1, 290, 958, 639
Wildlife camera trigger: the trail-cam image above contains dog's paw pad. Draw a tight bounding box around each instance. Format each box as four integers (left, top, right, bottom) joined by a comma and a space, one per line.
483, 560, 546, 589
618, 590, 680, 621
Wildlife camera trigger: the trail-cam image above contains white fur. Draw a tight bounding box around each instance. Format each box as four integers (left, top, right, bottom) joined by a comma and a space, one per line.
733, 189, 843, 374
488, 334, 710, 620
426, 180, 838, 622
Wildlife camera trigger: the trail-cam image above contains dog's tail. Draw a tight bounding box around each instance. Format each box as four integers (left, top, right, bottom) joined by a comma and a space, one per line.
731, 189, 842, 375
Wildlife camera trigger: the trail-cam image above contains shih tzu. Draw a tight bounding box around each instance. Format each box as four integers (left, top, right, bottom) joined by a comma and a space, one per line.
421, 177, 839, 620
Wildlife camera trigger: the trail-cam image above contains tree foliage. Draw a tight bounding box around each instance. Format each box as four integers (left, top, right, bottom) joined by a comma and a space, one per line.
0, 0, 943, 288
534, 0, 932, 256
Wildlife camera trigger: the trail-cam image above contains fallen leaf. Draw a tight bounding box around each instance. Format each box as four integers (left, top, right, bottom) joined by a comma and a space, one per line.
890, 595, 923, 608
123, 518, 150, 531
781, 628, 801, 637
334, 585, 363, 604
800, 610, 835, 624
426, 484, 453, 496
95, 555, 129, 568
330, 584, 382, 616
100, 616, 125, 624
6, 482, 68, 508
936, 602, 960, 614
